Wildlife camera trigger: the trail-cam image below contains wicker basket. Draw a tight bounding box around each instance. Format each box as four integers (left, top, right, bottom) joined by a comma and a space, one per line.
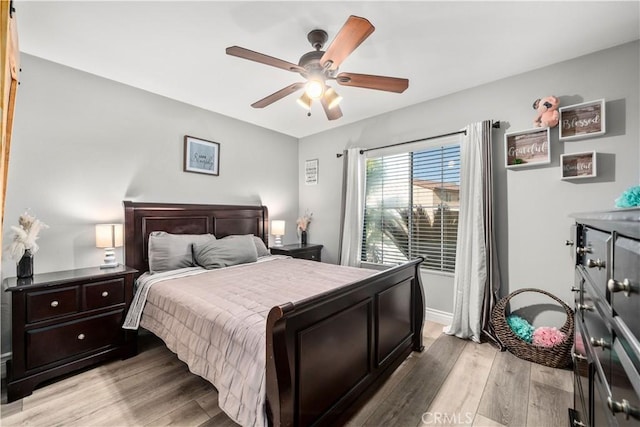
492, 288, 574, 369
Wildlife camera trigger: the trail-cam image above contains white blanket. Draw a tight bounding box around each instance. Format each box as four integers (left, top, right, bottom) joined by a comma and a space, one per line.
124, 257, 374, 426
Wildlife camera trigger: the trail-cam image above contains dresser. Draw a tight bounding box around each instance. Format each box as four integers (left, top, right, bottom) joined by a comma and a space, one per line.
569, 209, 640, 426
4, 265, 138, 402
270, 243, 323, 262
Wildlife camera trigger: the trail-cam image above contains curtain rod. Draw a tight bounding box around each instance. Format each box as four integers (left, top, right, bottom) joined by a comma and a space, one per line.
336, 120, 501, 158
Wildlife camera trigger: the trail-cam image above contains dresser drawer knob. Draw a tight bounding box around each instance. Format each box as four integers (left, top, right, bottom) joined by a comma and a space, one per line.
577, 246, 592, 255
77, 333, 86, 340
577, 303, 593, 312
571, 286, 580, 293
101, 291, 109, 297
565, 240, 574, 246
586, 258, 606, 269
572, 352, 587, 361
50, 300, 59, 307
590, 337, 610, 349
607, 397, 640, 420
608, 278, 632, 297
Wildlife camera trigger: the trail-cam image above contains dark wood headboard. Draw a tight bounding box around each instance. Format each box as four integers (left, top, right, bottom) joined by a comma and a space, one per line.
123, 201, 269, 276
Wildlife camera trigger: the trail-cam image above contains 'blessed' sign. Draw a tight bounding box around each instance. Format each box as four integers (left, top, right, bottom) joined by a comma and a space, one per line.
559, 100, 605, 140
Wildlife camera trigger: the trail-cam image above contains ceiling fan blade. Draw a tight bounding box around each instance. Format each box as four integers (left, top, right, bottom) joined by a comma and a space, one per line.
336, 72, 409, 93
251, 82, 305, 108
226, 46, 306, 74
320, 16, 375, 71
320, 96, 343, 121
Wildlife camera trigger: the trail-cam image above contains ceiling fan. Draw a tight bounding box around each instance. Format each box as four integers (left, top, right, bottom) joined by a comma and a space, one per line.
226, 15, 409, 121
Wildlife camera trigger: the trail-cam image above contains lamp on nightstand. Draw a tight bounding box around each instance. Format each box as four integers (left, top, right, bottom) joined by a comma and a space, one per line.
95, 224, 123, 268
271, 220, 285, 247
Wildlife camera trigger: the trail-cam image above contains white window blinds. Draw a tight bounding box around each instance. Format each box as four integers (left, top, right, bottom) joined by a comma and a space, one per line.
361, 139, 461, 273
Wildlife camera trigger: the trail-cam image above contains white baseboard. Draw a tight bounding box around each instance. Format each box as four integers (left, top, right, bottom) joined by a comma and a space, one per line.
425, 307, 453, 326
1, 352, 11, 379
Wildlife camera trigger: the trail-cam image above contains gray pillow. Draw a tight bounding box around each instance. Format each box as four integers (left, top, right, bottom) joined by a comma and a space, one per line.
194, 235, 258, 269
148, 232, 216, 273
223, 234, 270, 257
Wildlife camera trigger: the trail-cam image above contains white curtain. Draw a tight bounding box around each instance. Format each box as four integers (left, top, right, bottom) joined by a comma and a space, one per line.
338, 148, 365, 266
444, 122, 489, 342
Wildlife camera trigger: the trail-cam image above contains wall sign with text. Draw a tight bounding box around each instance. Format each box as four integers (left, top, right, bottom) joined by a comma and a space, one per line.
305, 159, 318, 185
561, 151, 597, 180
559, 99, 606, 141
504, 127, 551, 169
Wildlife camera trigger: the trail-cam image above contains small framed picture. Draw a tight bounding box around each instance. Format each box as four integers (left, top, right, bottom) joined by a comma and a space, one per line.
559, 99, 605, 141
504, 127, 551, 169
305, 159, 318, 185
184, 135, 220, 176
561, 151, 597, 180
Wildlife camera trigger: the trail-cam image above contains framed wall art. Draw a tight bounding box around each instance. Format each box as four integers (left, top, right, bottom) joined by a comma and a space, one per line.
561, 151, 597, 180
184, 135, 220, 176
504, 127, 551, 169
559, 99, 605, 141
305, 159, 318, 185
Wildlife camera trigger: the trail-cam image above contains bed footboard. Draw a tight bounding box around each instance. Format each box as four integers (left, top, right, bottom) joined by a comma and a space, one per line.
266, 258, 424, 427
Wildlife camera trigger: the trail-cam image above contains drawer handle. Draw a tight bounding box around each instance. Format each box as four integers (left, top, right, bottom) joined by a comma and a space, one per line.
50, 300, 59, 308
571, 286, 580, 293
576, 246, 592, 255
573, 419, 586, 427
577, 303, 593, 312
572, 352, 587, 361
608, 278, 632, 297
586, 258, 606, 269
77, 333, 86, 340
607, 397, 640, 421
101, 291, 109, 297
590, 337, 610, 349
565, 240, 574, 246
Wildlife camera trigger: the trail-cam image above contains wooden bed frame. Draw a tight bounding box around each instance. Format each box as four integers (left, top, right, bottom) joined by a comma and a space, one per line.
123, 201, 425, 427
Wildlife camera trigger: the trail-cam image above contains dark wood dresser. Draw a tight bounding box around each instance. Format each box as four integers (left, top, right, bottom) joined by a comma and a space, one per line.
569, 209, 640, 426
4, 265, 138, 402
270, 243, 323, 261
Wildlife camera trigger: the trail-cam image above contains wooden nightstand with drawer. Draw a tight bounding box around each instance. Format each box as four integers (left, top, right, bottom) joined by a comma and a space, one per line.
270, 243, 323, 262
4, 265, 138, 402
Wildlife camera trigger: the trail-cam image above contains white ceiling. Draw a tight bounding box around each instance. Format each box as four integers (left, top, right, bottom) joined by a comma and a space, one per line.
15, 1, 640, 138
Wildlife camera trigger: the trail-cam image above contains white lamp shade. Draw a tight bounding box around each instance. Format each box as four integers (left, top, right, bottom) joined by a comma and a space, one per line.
95, 224, 123, 248
271, 220, 285, 236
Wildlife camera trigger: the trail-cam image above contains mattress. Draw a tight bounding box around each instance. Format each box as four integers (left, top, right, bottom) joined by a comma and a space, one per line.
124, 257, 375, 427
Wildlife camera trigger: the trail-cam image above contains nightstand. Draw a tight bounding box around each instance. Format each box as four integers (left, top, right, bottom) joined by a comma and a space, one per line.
270, 243, 323, 262
4, 265, 138, 402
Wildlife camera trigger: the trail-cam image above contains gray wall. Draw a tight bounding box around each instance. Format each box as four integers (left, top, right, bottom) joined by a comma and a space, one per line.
1, 54, 300, 354
298, 41, 639, 318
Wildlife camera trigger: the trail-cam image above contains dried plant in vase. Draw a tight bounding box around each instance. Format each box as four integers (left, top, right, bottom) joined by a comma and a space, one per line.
296, 211, 313, 245
6, 211, 49, 278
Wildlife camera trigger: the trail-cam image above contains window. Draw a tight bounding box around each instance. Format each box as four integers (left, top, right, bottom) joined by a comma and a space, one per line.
361, 140, 461, 273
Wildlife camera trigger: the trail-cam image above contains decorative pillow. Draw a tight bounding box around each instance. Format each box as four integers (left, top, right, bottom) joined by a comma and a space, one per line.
194, 234, 258, 269
223, 234, 271, 257
148, 232, 216, 273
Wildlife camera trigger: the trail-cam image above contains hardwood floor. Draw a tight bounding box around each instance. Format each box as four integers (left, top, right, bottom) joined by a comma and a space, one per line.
1, 321, 572, 426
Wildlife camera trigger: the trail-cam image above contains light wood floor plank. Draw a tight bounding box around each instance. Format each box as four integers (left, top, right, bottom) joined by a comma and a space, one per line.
145, 399, 211, 427
363, 334, 467, 427
473, 413, 507, 427
422, 341, 497, 426
529, 363, 573, 393
477, 350, 531, 427
526, 380, 572, 427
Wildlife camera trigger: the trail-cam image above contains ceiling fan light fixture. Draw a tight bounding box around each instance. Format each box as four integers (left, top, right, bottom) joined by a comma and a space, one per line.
296, 92, 312, 110
324, 87, 343, 109
305, 78, 325, 99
